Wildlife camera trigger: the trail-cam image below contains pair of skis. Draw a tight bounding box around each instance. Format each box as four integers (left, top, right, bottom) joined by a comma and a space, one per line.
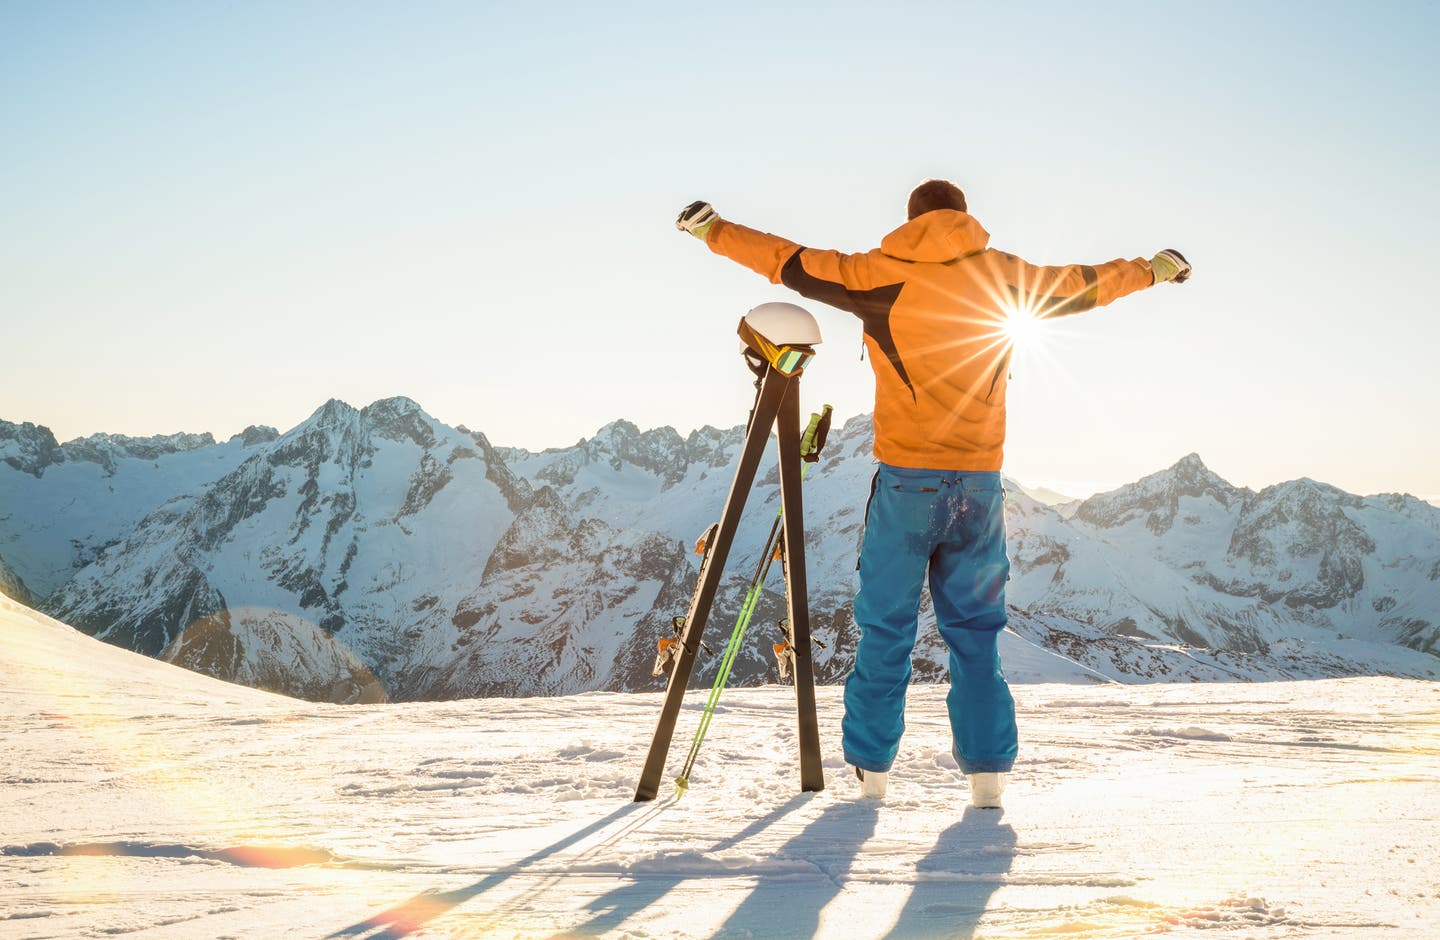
665, 405, 832, 797
633, 358, 830, 802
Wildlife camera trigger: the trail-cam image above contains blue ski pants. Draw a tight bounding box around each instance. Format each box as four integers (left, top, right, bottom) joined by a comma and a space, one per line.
843, 464, 1017, 775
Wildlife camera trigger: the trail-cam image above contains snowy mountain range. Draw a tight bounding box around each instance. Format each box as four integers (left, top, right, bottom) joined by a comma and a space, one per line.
2, 397, 1437, 702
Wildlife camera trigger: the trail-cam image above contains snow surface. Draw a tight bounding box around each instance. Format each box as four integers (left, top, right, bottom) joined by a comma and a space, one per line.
4, 596, 1439, 938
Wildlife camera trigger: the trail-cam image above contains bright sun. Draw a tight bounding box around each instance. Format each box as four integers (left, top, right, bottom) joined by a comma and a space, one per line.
1001, 302, 1043, 349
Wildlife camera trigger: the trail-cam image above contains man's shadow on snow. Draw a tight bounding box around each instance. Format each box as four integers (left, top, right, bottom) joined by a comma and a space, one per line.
884, 806, 1016, 940
554, 799, 1014, 939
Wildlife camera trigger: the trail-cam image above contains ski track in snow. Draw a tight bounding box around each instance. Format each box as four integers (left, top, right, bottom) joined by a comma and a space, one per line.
3, 596, 1440, 938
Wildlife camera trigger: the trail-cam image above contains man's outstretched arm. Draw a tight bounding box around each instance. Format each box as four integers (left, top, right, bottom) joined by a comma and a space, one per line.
1002, 249, 1191, 319
676, 201, 881, 297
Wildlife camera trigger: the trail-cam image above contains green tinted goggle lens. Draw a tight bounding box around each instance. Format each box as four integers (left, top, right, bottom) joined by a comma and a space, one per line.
777, 349, 811, 374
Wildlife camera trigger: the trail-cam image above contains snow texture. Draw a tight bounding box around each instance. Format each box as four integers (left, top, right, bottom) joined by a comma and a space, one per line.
3, 595, 1438, 938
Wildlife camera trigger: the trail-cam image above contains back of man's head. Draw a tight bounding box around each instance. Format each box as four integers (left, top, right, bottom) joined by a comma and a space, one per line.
907, 179, 967, 220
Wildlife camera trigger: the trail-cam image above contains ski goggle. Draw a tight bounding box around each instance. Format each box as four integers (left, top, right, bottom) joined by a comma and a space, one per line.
737, 319, 815, 376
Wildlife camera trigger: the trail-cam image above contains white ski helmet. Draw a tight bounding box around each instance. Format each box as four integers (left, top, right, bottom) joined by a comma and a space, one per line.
737, 302, 822, 376
742, 302, 823, 348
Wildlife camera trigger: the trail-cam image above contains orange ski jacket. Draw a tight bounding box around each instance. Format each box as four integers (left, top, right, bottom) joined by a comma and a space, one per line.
705, 210, 1155, 471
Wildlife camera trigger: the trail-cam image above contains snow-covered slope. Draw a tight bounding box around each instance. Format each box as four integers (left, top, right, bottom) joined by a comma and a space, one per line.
3, 594, 1438, 938
0, 591, 283, 706
5, 400, 1438, 701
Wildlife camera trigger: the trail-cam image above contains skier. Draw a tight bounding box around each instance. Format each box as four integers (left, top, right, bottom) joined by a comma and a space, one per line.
676, 180, 1189, 805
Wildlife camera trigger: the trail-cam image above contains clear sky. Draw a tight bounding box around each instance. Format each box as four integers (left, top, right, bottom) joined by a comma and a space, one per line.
3, 1, 1437, 500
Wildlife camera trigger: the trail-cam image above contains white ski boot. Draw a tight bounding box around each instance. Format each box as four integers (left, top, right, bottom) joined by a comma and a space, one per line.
855, 766, 888, 799
968, 772, 1006, 808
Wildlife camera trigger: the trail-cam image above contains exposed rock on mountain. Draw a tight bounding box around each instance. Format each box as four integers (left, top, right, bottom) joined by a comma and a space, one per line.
163, 607, 387, 704
0, 420, 63, 477
2, 419, 227, 480
0, 551, 32, 605
1074, 452, 1248, 534
439, 514, 683, 698
60, 431, 219, 476
500, 420, 744, 493
231, 425, 280, 447
1225, 479, 1375, 608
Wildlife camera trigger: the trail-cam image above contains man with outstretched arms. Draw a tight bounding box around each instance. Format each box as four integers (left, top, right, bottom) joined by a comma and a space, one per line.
676, 180, 1189, 805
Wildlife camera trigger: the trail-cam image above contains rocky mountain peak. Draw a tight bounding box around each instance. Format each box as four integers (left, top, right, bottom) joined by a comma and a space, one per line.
312, 397, 357, 420
0, 420, 63, 477
231, 425, 280, 447
573, 420, 688, 488
1232, 479, 1367, 540
303, 398, 361, 430
361, 397, 439, 448
683, 424, 746, 469
1074, 453, 1247, 533
1152, 452, 1237, 493
1172, 451, 1206, 474
266, 400, 369, 471
1226, 478, 1377, 607
593, 418, 641, 444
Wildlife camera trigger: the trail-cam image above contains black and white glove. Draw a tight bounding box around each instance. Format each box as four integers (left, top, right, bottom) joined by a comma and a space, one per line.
1150, 249, 1191, 284
676, 201, 719, 240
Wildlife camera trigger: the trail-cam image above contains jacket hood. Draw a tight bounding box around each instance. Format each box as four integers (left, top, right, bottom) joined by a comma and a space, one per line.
879, 209, 990, 263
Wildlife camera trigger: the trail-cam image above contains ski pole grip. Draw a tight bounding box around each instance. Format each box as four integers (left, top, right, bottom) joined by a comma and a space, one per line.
800, 404, 834, 463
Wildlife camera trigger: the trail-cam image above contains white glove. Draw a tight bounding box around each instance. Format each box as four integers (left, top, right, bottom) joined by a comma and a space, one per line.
676, 201, 719, 240
1150, 249, 1191, 284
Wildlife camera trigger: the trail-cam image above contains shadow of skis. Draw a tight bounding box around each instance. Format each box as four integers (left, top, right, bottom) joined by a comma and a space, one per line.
326, 802, 659, 939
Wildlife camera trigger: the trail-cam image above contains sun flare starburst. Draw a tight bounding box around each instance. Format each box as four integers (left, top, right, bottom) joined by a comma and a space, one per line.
999, 298, 1050, 355
1001, 302, 1043, 348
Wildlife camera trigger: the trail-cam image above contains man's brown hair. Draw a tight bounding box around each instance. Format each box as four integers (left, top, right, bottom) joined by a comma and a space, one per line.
907, 179, 967, 220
